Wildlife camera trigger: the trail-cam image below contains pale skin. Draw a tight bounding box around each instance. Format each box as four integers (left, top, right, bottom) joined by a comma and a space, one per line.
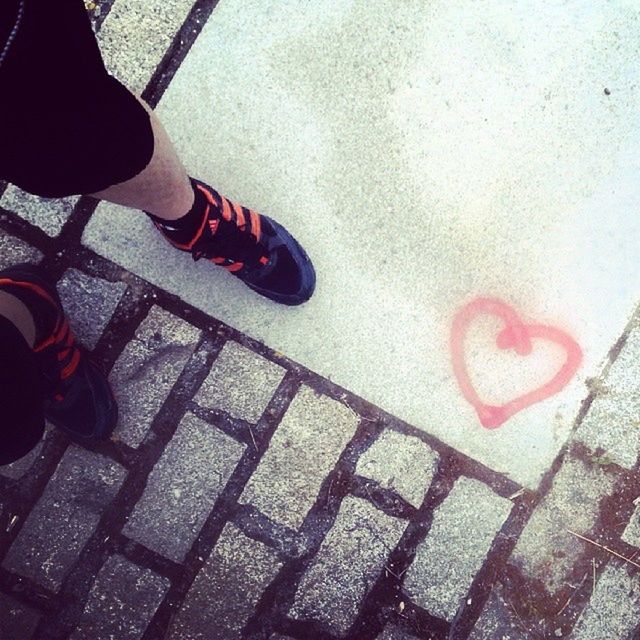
1, 93, 194, 340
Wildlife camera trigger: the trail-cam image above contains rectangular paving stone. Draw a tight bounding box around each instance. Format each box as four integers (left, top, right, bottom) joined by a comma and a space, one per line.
290, 496, 408, 636
2, 446, 125, 590
0, 593, 41, 640
356, 429, 438, 508
123, 413, 245, 562
97, 0, 195, 95
575, 316, 640, 468
0, 185, 77, 237
109, 306, 201, 447
194, 340, 286, 422
70, 555, 170, 640
240, 386, 359, 529
167, 523, 282, 640
404, 476, 511, 621
511, 456, 616, 595
570, 564, 640, 640
0, 231, 42, 270
57, 269, 127, 349
469, 583, 531, 640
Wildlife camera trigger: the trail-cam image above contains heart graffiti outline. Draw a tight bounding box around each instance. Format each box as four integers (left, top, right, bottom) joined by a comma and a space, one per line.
450, 297, 582, 429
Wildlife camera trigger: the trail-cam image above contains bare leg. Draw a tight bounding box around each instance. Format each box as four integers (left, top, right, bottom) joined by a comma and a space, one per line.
89, 95, 195, 220
0, 292, 35, 347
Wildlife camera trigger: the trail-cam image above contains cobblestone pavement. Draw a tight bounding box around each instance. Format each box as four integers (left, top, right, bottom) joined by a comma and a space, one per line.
1, 2, 640, 639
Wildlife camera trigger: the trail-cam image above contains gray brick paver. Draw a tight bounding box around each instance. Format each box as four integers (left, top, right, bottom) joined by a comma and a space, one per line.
570, 563, 640, 640
97, 0, 196, 95
621, 500, 640, 548
356, 429, 438, 508
240, 385, 359, 530
109, 305, 200, 447
0, 231, 42, 269
123, 412, 245, 561
0, 185, 77, 237
2, 447, 125, 590
57, 269, 127, 349
70, 555, 170, 640
377, 624, 420, 640
469, 582, 531, 640
511, 457, 616, 595
194, 340, 286, 422
290, 496, 409, 636
167, 523, 282, 640
574, 317, 640, 469
404, 476, 511, 622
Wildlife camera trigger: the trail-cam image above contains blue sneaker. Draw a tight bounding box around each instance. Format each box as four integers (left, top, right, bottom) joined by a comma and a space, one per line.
154, 179, 316, 305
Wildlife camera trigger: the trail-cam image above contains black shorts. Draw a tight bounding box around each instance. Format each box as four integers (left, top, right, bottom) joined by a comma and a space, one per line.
0, 0, 154, 198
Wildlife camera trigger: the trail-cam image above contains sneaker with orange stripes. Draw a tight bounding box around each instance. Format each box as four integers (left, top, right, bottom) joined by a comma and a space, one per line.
154, 179, 316, 305
0, 264, 117, 444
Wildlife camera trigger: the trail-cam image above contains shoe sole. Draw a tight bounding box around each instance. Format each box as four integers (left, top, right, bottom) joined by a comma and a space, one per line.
0, 263, 118, 443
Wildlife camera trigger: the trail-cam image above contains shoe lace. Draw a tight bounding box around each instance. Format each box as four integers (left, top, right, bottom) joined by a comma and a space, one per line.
191, 187, 270, 273
36, 317, 81, 402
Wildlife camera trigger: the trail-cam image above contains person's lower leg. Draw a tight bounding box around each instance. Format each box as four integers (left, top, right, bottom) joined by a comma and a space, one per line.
89, 94, 195, 220
87, 88, 316, 305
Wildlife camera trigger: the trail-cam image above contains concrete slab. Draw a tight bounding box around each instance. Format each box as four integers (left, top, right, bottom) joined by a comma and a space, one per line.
84, 0, 640, 487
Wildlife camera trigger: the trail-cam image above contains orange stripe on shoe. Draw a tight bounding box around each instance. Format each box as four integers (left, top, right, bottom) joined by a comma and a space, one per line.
249, 210, 261, 240
166, 202, 211, 251
225, 262, 244, 272
61, 349, 81, 380
233, 202, 246, 228
220, 196, 233, 222
197, 183, 218, 208
34, 318, 69, 353
167, 182, 220, 252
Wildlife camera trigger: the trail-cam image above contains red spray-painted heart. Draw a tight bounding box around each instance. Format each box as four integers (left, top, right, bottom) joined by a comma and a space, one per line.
450, 298, 582, 429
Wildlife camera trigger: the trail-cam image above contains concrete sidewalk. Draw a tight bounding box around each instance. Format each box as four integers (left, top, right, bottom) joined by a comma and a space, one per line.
1, 1, 639, 639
